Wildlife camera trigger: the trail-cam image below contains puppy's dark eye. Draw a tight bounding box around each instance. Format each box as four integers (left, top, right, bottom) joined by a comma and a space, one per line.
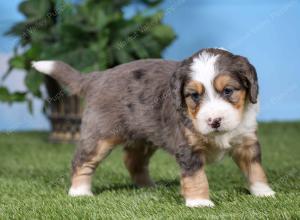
191, 92, 201, 102
223, 87, 234, 97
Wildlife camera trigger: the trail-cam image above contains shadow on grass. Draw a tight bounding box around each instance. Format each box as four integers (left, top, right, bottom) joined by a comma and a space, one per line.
93, 179, 180, 195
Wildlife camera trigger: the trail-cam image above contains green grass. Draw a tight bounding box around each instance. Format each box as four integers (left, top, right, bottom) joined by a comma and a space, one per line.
0, 122, 299, 219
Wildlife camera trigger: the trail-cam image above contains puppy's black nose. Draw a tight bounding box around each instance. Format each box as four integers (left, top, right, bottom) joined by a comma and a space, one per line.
208, 117, 222, 129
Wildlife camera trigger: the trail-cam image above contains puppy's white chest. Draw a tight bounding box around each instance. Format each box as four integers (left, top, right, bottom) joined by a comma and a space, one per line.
214, 134, 233, 150
205, 135, 234, 163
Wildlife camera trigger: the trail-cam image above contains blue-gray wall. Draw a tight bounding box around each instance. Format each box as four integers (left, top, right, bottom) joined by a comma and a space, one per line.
0, 0, 300, 131
160, 0, 300, 121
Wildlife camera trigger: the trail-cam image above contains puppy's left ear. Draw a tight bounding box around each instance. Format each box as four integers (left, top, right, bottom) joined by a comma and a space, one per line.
235, 56, 259, 104
170, 60, 190, 111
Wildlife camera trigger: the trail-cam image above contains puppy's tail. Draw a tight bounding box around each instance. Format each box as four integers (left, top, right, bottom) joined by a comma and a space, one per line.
32, 60, 85, 95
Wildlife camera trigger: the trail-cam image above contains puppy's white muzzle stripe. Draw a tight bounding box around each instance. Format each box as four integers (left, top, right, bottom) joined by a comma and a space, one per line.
32, 61, 55, 75
185, 199, 215, 207
250, 182, 275, 197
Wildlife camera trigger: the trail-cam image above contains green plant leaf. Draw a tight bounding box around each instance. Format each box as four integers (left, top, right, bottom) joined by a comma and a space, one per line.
89, 33, 109, 70
129, 41, 149, 58
92, 9, 109, 30
139, 0, 163, 7
141, 35, 161, 57
5, 21, 35, 39
9, 56, 26, 69
4, 0, 176, 113
10, 92, 27, 102
25, 70, 43, 97
0, 87, 11, 102
59, 24, 91, 44
19, 0, 51, 18
54, 47, 99, 72
27, 98, 33, 114
151, 25, 176, 47
0, 87, 26, 103
114, 47, 134, 64
24, 45, 42, 60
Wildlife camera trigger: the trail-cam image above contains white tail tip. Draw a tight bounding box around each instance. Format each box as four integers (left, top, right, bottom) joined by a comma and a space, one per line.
32, 61, 55, 75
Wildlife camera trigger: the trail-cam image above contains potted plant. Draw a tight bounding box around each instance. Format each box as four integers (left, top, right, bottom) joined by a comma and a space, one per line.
1, 0, 176, 142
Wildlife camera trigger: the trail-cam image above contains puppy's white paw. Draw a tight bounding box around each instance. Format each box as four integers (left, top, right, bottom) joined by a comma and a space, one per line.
185, 199, 215, 208
250, 182, 275, 197
68, 185, 93, 197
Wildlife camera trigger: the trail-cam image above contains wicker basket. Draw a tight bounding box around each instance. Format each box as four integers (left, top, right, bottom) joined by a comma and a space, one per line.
45, 76, 83, 143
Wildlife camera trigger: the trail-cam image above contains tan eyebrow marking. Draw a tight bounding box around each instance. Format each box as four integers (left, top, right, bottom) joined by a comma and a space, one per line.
184, 80, 204, 96
214, 74, 242, 92
184, 80, 204, 119
214, 73, 246, 111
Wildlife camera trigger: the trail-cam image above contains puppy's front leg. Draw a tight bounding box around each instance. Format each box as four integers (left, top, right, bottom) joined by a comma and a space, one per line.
176, 146, 214, 207
232, 137, 275, 197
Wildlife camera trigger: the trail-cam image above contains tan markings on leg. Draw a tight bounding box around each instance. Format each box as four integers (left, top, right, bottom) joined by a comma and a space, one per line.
232, 136, 267, 183
124, 145, 156, 187
247, 162, 267, 184
231, 135, 275, 197
181, 168, 209, 200
71, 138, 122, 192
231, 136, 267, 184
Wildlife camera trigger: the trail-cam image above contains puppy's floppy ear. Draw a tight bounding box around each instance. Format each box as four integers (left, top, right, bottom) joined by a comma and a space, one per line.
170, 60, 190, 111
170, 60, 195, 130
234, 56, 259, 104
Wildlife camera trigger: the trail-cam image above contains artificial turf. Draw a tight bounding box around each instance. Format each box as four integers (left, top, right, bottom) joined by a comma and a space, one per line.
0, 122, 299, 219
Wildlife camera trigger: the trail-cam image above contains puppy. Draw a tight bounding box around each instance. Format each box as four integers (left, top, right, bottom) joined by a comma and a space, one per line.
32, 48, 275, 207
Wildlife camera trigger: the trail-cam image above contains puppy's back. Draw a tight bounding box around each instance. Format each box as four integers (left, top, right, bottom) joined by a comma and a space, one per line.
83, 59, 179, 141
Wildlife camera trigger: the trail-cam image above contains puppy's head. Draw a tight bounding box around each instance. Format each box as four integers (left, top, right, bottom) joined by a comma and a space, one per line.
171, 48, 258, 135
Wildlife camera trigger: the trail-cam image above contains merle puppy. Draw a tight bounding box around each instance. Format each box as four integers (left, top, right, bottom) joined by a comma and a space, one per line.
32, 48, 275, 207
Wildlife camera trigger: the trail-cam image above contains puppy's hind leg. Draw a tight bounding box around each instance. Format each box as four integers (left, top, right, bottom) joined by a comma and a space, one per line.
123, 143, 157, 187
69, 137, 122, 196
